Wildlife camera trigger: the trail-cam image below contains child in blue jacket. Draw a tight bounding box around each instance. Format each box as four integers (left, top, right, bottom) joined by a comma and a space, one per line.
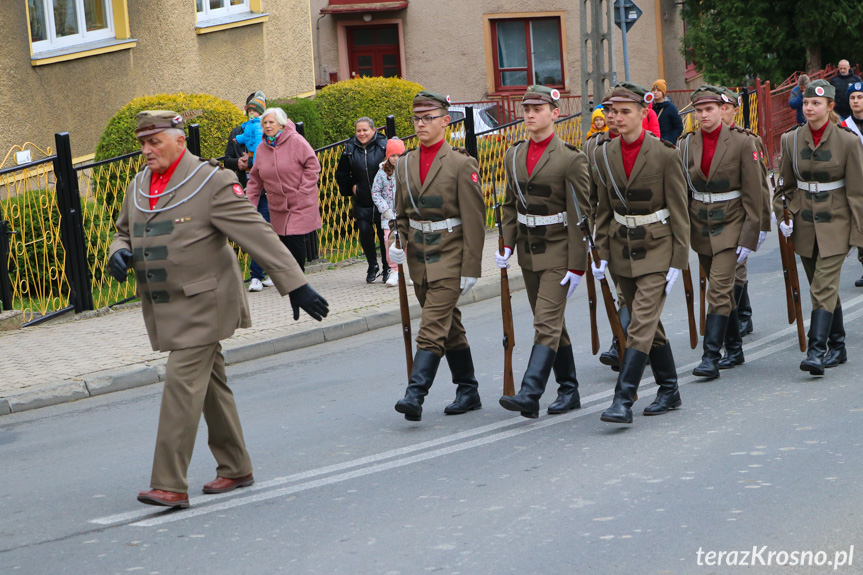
236, 91, 266, 166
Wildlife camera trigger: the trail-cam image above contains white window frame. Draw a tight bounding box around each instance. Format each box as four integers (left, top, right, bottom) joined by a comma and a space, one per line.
30, 0, 116, 55
197, 0, 251, 22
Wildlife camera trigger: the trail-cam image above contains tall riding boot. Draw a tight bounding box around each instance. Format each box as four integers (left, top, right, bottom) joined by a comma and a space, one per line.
600, 306, 630, 372
395, 350, 441, 421
737, 282, 753, 336
800, 309, 834, 375
600, 348, 649, 424
643, 343, 682, 415
547, 344, 581, 414
718, 307, 745, 369
499, 344, 556, 419
823, 306, 847, 368
443, 347, 482, 415
692, 313, 728, 379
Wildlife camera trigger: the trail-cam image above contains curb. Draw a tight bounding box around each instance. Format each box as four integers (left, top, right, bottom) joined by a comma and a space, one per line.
0, 273, 524, 416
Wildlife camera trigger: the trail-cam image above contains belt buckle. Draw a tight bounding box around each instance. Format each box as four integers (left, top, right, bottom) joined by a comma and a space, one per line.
625, 215, 638, 228
704, 192, 714, 204
421, 221, 433, 233
812, 181, 819, 194
525, 215, 537, 228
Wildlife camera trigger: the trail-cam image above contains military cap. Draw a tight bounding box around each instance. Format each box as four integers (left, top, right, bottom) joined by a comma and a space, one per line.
848, 81, 863, 98
413, 91, 451, 113
601, 88, 616, 107
135, 110, 192, 138
804, 79, 835, 99
523, 85, 562, 108
690, 85, 726, 105
607, 82, 653, 106
719, 86, 741, 107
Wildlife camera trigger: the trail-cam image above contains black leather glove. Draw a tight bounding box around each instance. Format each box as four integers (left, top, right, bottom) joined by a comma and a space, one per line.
108, 249, 133, 283
289, 284, 329, 321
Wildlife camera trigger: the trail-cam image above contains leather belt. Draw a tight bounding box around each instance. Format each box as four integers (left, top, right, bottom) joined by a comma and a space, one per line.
690, 190, 742, 203
796, 179, 845, 192
613, 208, 671, 228
409, 217, 462, 233
516, 212, 568, 227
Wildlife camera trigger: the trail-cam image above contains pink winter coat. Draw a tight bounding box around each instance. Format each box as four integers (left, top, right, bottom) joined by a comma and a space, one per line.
246, 120, 322, 236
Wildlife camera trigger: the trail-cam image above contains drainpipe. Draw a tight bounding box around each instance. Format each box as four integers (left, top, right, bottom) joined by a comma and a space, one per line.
316, 12, 328, 85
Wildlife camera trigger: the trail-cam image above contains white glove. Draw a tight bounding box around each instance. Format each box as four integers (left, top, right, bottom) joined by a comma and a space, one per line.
560, 271, 582, 299
382, 209, 394, 222
757, 231, 768, 251
779, 218, 793, 238
495, 247, 512, 269
591, 259, 608, 281
771, 211, 778, 224
460, 276, 477, 296
389, 243, 406, 265
665, 267, 680, 294
736, 245, 752, 264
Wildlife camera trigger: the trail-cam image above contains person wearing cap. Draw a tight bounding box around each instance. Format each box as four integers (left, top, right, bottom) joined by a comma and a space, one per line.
591, 82, 690, 424
829, 60, 862, 120
651, 79, 683, 145
108, 110, 330, 508
495, 85, 591, 418
388, 90, 486, 422
775, 79, 863, 375
839, 82, 863, 288
234, 91, 266, 168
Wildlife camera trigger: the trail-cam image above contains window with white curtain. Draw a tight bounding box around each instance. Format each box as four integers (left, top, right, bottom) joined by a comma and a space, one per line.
197, 0, 251, 21
29, 0, 115, 53
492, 17, 564, 92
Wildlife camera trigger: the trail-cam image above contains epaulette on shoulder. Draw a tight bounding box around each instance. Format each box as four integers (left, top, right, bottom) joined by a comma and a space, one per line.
784, 124, 802, 135
838, 123, 856, 135
564, 142, 580, 151
204, 158, 222, 168
512, 139, 526, 147
452, 146, 471, 156
729, 125, 748, 135
659, 138, 677, 149
585, 131, 602, 142
678, 129, 696, 143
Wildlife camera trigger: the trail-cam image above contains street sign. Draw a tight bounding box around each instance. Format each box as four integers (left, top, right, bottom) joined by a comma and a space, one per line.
613, 0, 642, 32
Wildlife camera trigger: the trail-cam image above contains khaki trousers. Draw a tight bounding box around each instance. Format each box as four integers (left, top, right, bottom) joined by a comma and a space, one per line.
523, 267, 570, 350
413, 275, 469, 357
616, 272, 669, 354
609, 270, 629, 311
800, 249, 844, 312
150, 342, 252, 492
734, 258, 747, 285
698, 248, 739, 317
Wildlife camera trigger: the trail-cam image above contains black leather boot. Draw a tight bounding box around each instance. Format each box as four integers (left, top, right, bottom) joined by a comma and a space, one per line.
718, 307, 745, 369
600, 348, 648, 424
499, 344, 556, 418
643, 343, 681, 415
547, 344, 580, 414
600, 306, 630, 371
395, 350, 441, 421
692, 313, 728, 379
443, 347, 482, 414
800, 309, 834, 375
824, 306, 847, 368
366, 263, 379, 283
737, 282, 753, 336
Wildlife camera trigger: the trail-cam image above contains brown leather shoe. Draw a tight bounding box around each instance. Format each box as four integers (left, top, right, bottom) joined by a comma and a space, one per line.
202, 473, 254, 494
137, 489, 190, 508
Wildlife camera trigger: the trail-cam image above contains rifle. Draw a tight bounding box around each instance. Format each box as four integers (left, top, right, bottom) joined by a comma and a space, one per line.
391, 222, 413, 379
775, 178, 806, 351
493, 199, 516, 397
698, 265, 707, 335
770, 174, 796, 324
586, 252, 600, 354
681, 267, 698, 349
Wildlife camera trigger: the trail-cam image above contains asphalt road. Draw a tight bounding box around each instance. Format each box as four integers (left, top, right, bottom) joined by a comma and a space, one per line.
2, 238, 863, 574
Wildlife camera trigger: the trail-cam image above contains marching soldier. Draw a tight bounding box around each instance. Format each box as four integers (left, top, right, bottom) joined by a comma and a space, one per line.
495, 85, 591, 418
592, 83, 690, 424
108, 111, 329, 508
678, 86, 763, 379
388, 91, 486, 421
775, 79, 863, 374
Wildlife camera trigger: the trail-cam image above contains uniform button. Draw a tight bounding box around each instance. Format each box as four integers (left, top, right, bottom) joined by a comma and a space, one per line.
145, 226, 151, 233
147, 273, 153, 279
527, 185, 533, 191
144, 250, 150, 257
814, 215, 819, 221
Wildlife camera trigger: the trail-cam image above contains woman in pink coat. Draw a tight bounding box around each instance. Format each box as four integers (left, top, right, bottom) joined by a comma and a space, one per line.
246, 107, 322, 271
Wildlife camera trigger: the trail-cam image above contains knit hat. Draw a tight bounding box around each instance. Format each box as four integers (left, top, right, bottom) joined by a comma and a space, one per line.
385, 137, 406, 157
652, 79, 667, 95
246, 91, 266, 116
804, 79, 835, 100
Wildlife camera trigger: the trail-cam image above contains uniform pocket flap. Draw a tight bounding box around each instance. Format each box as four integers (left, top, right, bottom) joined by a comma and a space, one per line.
650, 223, 673, 239
183, 277, 218, 296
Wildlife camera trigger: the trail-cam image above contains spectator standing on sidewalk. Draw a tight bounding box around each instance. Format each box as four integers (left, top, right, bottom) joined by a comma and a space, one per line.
829, 60, 862, 119
336, 117, 389, 283
789, 75, 810, 125
371, 137, 412, 287
651, 79, 683, 144
839, 81, 863, 287
246, 108, 322, 272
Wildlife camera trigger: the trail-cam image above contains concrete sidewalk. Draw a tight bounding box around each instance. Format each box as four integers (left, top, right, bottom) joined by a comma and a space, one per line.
0, 230, 523, 415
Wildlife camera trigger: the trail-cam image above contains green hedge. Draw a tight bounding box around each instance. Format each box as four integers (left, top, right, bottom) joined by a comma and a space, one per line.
269, 97, 325, 150
315, 77, 424, 143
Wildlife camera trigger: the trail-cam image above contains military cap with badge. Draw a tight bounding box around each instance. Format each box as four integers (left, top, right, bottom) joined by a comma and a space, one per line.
413, 90, 451, 112
607, 82, 654, 106
523, 85, 562, 108
804, 79, 835, 100
135, 109, 202, 138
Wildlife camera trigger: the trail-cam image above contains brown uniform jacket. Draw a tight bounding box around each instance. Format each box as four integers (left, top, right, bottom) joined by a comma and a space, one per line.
109, 151, 307, 352
584, 130, 612, 225
750, 130, 772, 233
774, 122, 863, 258
678, 124, 763, 255
392, 143, 486, 282
594, 132, 690, 278
501, 135, 591, 272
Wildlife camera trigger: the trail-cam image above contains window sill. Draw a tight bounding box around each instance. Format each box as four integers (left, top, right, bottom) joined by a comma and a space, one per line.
31, 38, 137, 67
196, 12, 269, 34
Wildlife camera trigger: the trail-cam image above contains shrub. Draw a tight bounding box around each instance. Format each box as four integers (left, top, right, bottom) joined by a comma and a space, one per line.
315, 77, 424, 143
269, 97, 325, 150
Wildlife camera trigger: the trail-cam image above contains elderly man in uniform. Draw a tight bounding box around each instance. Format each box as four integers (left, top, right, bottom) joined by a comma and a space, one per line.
388, 91, 486, 422
494, 85, 591, 418
775, 80, 863, 375
108, 111, 329, 508
592, 83, 690, 424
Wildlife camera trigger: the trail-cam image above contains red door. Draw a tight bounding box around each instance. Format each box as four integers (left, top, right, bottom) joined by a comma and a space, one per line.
347, 25, 401, 78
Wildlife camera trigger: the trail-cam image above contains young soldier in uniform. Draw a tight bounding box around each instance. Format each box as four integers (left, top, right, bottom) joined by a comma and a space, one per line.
592, 83, 690, 424
495, 85, 591, 418
838, 82, 863, 287
775, 79, 863, 374
389, 91, 486, 421
678, 86, 763, 379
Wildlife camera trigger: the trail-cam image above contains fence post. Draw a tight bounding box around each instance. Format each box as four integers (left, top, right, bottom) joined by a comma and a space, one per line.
295, 121, 305, 139
187, 124, 202, 156
0, 220, 13, 312
464, 105, 478, 159
53, 132, 94, 313
385, 115, 396, 138
741, 89, 751, 130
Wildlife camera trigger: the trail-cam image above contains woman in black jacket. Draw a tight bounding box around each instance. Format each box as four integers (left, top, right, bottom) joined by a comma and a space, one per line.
651, 80, 684, 145
336, 117, 389, 283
